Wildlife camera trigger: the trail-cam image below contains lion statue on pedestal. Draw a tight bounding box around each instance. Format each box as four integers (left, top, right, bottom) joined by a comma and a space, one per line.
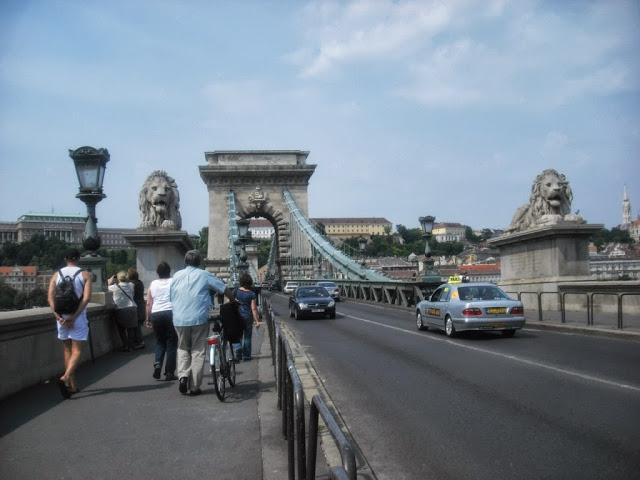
507, 169, 584, 232
138, 170, 182, 230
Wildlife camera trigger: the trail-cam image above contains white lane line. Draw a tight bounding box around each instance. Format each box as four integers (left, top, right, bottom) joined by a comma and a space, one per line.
344, 314, 640, 394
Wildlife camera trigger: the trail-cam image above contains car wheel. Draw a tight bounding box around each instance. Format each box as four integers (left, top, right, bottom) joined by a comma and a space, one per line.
502, 329, 516, 337
329, 311, 336, 319
416, 311, 427, 331
445, 316, 456, 338
294, 308, 302, 321
289, 306, 294, 318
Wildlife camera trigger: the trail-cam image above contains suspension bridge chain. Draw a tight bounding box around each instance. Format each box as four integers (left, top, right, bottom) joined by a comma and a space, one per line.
282, 190, 392, 281
265, 233, 277, 281
226, 190, 240, 285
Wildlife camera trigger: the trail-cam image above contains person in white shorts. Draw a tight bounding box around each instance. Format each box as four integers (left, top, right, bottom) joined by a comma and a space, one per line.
47, 249, 92, 398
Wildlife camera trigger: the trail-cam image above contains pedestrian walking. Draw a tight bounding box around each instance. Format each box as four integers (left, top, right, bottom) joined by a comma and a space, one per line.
233, 273, 262, 361
170, 250, 234, 396
145, 261, 177, 381
108, 271, 138, 352
47, 248, 92, 399
128, 267, 146, 350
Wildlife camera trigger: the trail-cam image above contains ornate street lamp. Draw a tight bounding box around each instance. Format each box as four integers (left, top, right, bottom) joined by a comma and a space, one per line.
358, 237, 367, 267
236, 218, 251, 273
69, 146, 110, 291
419, 215, 440, 283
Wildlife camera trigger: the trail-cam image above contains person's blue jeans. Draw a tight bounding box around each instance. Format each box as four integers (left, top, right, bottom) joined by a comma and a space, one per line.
234, 316, 253, 360
151, 310, 177, 375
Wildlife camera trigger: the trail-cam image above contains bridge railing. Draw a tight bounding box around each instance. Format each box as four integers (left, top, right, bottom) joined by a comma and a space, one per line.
502, 290, 640, 330
281, 278, 640, 330
263, 297, 359, 480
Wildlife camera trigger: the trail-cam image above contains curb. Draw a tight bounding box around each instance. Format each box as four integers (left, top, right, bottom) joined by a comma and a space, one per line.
524, 322, 640, 341
278, 318, 377, 480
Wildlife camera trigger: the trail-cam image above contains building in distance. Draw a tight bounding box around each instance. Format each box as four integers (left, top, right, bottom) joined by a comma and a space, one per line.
249, 218, 275, 240
0, 213, 137, 249
311, 217, 392, 240
432, 223, 466, 243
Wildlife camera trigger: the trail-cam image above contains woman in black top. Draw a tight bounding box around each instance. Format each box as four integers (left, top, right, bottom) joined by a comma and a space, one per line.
128, 267, 146, 350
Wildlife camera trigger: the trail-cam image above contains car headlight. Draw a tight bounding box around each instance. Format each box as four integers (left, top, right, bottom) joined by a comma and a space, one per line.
298, 302, 308, 309
328, 300, 335, 307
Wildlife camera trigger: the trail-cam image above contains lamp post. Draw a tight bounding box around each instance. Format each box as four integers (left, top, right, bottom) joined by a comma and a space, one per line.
358, 237, 367, 267
236, 218, 250, 274
69, 146, 109, 291
419, 215, 440, 283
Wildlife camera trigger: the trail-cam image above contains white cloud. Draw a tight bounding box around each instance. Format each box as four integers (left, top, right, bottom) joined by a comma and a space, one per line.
290, 0, 639, 108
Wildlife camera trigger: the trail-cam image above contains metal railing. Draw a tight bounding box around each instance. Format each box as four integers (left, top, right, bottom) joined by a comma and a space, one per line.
264, 296, 358, 480
506, 290, 640, 330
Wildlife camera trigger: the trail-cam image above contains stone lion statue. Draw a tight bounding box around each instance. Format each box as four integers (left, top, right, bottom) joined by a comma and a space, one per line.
138, 170, 182, 230
507, 168, 584, 232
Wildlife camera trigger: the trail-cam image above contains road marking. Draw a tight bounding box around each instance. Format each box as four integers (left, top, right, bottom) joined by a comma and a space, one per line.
344, 314, 640, 394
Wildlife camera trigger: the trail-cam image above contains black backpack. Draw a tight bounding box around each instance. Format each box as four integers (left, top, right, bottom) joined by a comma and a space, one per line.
220, 301, 243, 343
54, 269, 83, 315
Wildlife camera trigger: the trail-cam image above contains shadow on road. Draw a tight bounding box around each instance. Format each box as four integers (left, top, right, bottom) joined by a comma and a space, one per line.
0, 347, 150, 437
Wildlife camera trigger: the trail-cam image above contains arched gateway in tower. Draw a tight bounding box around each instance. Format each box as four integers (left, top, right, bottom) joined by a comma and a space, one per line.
199, 150, 315, 281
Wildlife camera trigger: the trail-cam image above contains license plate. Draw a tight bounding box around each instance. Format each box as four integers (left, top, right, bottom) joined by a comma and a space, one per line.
487, 307, 507, 314
312, 309, 325, 313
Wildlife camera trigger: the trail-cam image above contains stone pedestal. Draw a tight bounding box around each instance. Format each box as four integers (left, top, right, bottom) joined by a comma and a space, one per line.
488, 223, 603, 295
124, 231, 194, 289
79, 254, 107, 292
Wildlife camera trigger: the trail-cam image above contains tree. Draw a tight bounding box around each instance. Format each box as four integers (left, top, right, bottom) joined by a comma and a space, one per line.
592, 227, 634, 251
257, 240, 272, 267
196, 226, 209, 256
465, 227, 481, 244
0, 279, 17, 311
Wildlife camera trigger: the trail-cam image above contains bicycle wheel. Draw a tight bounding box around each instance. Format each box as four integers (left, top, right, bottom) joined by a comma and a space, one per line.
225, 340, 236, 387
212, 344, 225, 401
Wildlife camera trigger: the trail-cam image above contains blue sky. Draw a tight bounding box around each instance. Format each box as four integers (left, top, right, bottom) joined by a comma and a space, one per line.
1, 0, 638, 235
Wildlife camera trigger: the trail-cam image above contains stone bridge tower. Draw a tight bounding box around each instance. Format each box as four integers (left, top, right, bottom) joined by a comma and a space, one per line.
199, 150, 315, 280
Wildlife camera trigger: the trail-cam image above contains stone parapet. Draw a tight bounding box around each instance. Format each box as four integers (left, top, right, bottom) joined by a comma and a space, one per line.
0, 304, 117, 400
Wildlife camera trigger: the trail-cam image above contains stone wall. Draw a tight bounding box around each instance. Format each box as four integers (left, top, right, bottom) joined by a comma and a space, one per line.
0, 304, 117, 400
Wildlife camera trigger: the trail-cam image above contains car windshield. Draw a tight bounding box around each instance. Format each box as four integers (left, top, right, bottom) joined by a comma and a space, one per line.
458, 286, 510, 301
318, 282, 337, 288
297, 287, 329, 298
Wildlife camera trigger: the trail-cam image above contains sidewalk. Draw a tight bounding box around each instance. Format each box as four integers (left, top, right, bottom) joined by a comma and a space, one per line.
0, 327, 291, 480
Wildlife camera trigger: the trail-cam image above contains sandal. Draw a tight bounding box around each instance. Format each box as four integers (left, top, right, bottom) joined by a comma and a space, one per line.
57, 378, 72, 399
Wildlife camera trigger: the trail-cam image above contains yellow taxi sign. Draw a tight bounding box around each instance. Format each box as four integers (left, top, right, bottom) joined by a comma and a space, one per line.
448, 275, 463, 284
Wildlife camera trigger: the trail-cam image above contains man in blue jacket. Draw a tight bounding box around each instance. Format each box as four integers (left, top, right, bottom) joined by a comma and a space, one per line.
170, 250, 233, 395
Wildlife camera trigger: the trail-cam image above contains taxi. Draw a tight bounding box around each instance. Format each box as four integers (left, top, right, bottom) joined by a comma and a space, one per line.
415, 281, 525, 337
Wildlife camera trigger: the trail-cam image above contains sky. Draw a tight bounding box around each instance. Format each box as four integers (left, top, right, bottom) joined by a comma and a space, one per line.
0, 0, 639, 236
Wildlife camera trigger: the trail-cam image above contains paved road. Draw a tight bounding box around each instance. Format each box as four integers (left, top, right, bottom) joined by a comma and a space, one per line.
270, 294, 640, 480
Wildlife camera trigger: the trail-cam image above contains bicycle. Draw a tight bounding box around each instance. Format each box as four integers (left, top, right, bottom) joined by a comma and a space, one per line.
207, 321, 236, 402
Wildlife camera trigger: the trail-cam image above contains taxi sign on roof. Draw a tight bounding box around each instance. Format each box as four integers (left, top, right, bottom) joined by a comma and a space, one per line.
448, 275, 463, 284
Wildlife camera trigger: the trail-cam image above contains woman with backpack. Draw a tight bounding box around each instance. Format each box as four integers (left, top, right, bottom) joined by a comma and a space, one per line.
47, 248, 92, 398
108, 271, 138, 352
234, 273, 262, 361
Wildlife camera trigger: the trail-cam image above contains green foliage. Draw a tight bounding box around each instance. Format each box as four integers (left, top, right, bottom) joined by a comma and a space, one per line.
591, 227, 634, 251
196, 226, 209, 256
257, 240, 272, 267
0, 280, 46, 311
0, 279, 17, 311
99, 249, 136, 277
465, 226, 481, 244
0, 234, 68, 269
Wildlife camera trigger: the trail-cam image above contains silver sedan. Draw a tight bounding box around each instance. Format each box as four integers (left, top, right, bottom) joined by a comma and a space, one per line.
416, 282, 525, 337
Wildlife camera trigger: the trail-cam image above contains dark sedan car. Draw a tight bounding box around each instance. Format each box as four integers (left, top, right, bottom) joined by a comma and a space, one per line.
289, 286, 336, 320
